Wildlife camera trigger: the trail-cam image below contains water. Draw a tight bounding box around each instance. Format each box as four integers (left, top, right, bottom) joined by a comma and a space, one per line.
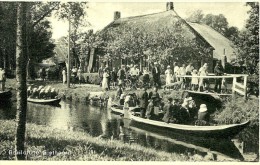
0, 101, 258, 161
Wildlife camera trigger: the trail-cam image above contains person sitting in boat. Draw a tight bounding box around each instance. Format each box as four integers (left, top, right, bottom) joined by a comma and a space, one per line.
119, 94, 125, 106
124, 95, 131, 108
145, 97, 155, 120
127, 93, 136, 107
188, 98, 198, 122
44, 86, 52, 99
178, 98, 191, 125
39, 88, 46, 99
27, 86, 33, 97
30, 88, 38, 98
162, 97, 174, 123
195, 104, 210, 126
149, 87, 161, 106
30, 86, 44, 98
116, 83, 123, 99
140, 87, 149, 118
50, 88, 58, 99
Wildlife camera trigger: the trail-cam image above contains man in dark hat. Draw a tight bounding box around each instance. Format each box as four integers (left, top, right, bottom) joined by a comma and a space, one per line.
214, 61, 224, 93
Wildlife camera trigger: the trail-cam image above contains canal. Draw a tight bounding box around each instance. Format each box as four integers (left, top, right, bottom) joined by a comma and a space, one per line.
0, 100, 258, 161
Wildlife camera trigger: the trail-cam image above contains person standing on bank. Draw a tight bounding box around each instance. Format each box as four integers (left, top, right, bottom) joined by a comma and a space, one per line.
214, 61, 224, 93
77, 67, 82, 84
111, 67, 117, 89
152, 62, 161, 88
117, 65, 126, 88
102, 69, 110, 91
98, 65, 104, 87
62, 68, 66, 84
165, 65, 173, 86
0, 68, 5, 91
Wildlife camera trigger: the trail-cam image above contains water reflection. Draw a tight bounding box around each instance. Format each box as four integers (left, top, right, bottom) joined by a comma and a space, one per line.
0, 101, 258, 161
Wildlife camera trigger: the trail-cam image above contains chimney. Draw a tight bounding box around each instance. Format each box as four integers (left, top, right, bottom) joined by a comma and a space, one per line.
114, 11, 121, 20
166, 2, 174, 11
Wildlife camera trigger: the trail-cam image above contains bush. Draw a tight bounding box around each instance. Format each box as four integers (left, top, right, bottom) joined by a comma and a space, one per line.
82, 73, 100, 85
212, 97, 259, 126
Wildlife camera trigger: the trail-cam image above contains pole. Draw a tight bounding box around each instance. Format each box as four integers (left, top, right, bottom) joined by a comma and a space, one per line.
67, 9, 71, 88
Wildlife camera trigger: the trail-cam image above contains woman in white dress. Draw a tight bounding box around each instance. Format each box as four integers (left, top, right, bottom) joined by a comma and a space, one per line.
191, 69, 199, 91
165, 65, 172, 85
62, 68, 66, 84
198, 63, 208, 92
102, 69, 110, 90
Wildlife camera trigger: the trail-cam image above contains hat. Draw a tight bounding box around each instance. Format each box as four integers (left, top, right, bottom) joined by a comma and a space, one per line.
199, 104, 207, 112
120, 94, 125, 99
167, 65, 170, 69
186, 97, 193, 101
125, 95, 131, 102
154, 62, 158, 65
193, 69, 197, 73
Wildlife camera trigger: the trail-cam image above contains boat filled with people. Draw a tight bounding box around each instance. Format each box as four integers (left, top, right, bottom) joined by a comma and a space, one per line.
27, 85, 61, 105
130, 113, 250, 139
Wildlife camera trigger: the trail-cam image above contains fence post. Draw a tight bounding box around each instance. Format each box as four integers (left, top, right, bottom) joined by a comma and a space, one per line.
232, 76, 237, 99
244, 75, 248, 100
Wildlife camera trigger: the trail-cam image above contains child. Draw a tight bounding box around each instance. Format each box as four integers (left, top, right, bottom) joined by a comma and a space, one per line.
191, 69, 199, 91
221, 78, 227, 94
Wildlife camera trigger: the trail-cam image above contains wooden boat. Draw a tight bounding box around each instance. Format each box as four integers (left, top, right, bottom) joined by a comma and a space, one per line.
27, 97, 61, 105
0, 90, 12, 101
110, 102, 141, 115
130, 114, 250, 139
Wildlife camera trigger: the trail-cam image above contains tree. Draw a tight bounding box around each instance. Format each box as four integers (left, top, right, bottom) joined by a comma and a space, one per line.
186, 10, 204, 23
15, 2, 28, 160
235, 2, 259, 75
98, 19, 211, 69
202, 14, 228, 35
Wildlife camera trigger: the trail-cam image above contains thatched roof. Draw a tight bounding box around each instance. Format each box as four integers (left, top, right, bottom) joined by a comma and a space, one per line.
188, 22, 236, 62
101, 8, 236, 61
103, 10, 198, 42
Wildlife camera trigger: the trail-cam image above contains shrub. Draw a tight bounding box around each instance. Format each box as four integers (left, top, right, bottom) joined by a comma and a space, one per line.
82, 73, 100, 85
212, 97, 259, 126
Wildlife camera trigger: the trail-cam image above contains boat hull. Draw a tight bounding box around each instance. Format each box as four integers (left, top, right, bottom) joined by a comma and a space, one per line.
27, 98, 61, 105
0, 90, 12, 101
130, 114, 250, 139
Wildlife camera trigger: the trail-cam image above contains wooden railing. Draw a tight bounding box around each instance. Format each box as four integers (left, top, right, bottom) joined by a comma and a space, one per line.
177, 74, 248, 100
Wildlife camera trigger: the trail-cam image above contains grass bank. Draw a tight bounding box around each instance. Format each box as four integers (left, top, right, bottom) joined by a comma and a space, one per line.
0, 120, 196, 161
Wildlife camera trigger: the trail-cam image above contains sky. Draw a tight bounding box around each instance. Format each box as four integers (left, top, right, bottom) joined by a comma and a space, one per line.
49, 1, 250, 40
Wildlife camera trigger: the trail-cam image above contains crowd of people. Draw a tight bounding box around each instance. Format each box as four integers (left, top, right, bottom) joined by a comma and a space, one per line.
96, 60, 226, 93
116, 86, 210, 125
165, 61, 225, 93
0, 68, 6, 91
27, 85, 59, 99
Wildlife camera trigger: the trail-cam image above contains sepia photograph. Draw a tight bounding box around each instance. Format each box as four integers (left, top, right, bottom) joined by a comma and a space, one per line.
0, 0, 259, 163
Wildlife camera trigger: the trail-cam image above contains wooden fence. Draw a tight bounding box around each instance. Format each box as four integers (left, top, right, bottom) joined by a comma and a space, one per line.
177, 74, 248, 100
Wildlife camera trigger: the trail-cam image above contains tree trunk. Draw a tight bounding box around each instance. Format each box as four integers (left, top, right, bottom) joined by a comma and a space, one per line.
15, 2, 28, 160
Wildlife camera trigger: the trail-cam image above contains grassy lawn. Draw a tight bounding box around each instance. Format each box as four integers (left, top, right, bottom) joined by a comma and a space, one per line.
0, 120, 193, 161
